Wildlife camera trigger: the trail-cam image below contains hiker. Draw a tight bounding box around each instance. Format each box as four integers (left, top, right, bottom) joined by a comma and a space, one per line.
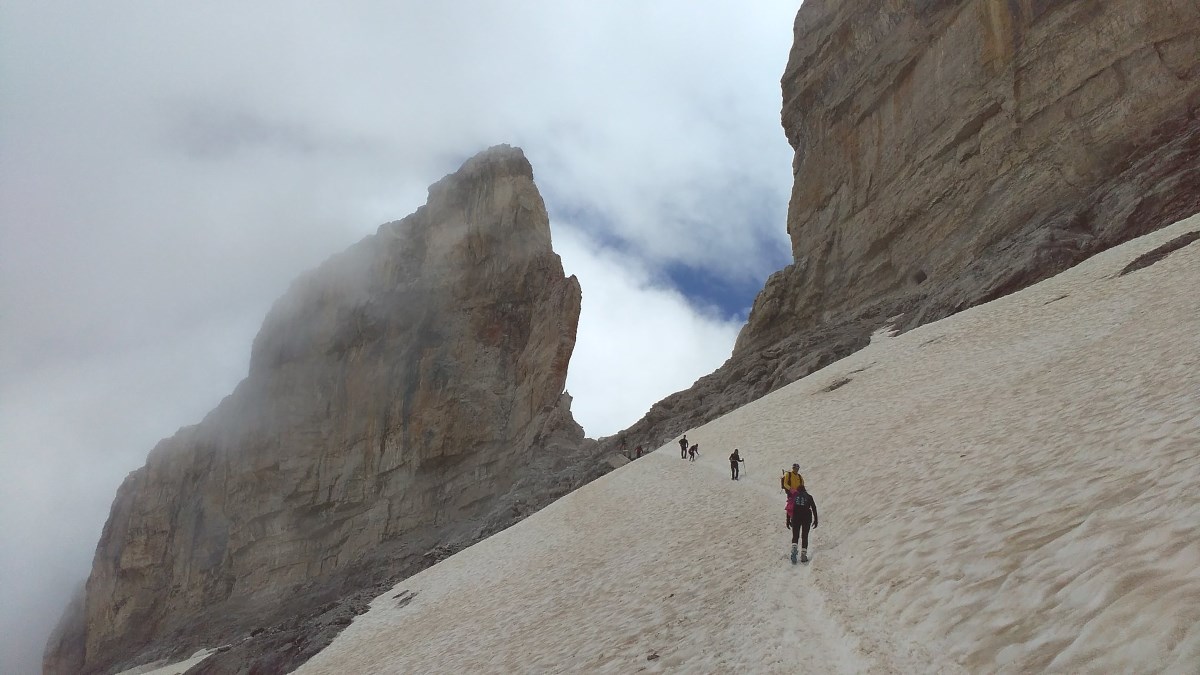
635, 445, 643, 459
688, 443, 698, 461
729, 449, 744, 480
679, 435, 689, 459
789, 484, 819, 563
781, 463, 803, 527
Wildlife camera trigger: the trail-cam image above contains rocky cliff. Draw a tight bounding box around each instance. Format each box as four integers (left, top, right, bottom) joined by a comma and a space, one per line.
45, 145, 598, 674
610, 0, 1200, 454
44, 3, 1200, 669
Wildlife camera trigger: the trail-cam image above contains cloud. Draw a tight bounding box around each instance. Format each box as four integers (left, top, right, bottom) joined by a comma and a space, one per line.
555, 224, 743, 437
0, 1, 800, 671
0, 320, 259, 674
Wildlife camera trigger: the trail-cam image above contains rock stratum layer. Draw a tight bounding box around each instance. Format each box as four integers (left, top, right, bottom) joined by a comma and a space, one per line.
46, 145, 593, 674
612, 0, 1200, 454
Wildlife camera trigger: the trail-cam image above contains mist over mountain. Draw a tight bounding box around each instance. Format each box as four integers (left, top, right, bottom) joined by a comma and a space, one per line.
0, 4, 798, 673
10, 0, 1200, 672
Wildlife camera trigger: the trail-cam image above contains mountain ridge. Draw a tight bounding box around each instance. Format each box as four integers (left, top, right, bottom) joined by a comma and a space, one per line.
44, 144, 613, 675
44, 1, 1200, 671
595, 0, 1200, 464
296, 215, 1200, 673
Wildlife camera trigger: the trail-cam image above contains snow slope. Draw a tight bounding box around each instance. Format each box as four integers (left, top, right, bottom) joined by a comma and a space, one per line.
297, 217, 1200, 674
114, 649, 214, 675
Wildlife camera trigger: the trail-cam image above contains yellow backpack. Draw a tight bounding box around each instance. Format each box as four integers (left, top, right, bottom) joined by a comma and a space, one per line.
781, 470, 804, 492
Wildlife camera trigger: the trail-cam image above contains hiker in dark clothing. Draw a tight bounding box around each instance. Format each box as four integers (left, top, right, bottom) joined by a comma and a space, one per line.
679, 435, 688, 459
789, 485, 819, 563
635, 445, 643, 459
729, 449, 744, 480
688, 444, 698, 461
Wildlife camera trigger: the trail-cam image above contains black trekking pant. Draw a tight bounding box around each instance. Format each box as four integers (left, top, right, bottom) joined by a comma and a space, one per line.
791, 519, 811, 549
730, 462, 739, 480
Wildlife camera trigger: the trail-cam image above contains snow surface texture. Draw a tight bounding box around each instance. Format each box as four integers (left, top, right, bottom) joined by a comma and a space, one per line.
298, 217, 1200, 673
114, 649, 214, 675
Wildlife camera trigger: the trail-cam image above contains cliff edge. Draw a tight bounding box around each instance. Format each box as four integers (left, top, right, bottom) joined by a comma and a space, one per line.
45, 145, 595, 674
610, 0, 1200, 455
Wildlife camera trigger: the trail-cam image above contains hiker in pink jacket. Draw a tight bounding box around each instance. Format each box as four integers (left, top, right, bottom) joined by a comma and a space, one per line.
785, 488, 797, 528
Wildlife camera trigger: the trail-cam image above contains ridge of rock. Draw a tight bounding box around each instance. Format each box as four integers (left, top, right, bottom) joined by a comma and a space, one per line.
45, 144, 598, 675
606, 0, 1200, 456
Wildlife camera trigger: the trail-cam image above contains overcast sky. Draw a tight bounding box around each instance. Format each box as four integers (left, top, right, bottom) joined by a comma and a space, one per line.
0, 2, 799, 671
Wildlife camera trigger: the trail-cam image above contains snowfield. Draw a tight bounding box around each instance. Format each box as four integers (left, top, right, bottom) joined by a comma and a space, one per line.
297, 217, 1200, 674
114, 649, 215, 675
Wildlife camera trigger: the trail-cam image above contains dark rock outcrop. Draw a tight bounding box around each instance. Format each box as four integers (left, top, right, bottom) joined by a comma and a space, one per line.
609, 0, 1200, 455
45, 145, 600, 675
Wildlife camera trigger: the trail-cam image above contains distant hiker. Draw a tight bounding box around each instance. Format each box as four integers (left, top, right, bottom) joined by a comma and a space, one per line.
688, 443, 698, 461
789, 485, 819, 564
635, 445, 643, 459
729, 449, 744, 480
679, 435, 689, 459
781, 464, 804, 527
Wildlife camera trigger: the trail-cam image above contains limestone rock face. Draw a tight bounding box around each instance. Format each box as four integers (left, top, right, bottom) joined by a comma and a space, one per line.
741, 0, 1200, 354
607, 0, 1200, 459
47, 145, 584, 674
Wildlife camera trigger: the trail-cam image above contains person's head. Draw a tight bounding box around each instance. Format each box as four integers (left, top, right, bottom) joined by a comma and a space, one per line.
792, 463, 800, 472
